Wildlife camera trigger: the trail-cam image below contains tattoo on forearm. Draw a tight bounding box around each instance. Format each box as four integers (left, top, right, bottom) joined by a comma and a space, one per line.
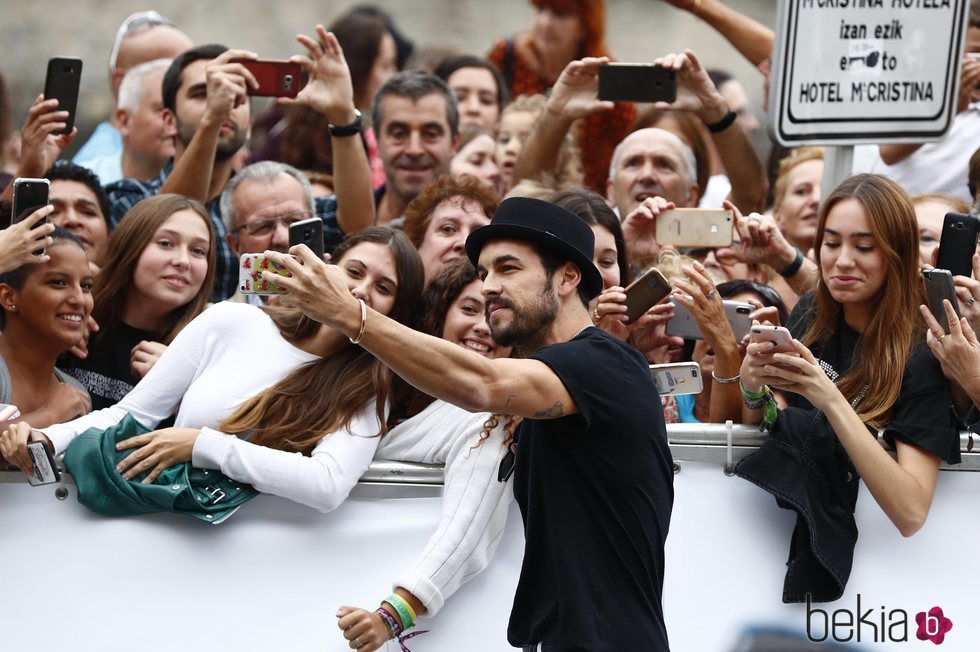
533, 402, 564, 418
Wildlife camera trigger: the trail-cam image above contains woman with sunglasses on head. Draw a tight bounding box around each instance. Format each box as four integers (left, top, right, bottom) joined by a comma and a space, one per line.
1, 227, 424, 513
739, 174, 961, 538
336, 258, 517, 652
59, 194, 215, 411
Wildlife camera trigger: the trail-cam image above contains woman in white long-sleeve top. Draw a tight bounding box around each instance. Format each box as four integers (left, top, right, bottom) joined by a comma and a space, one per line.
337, 258, 517, 651
0, 227, 423, 512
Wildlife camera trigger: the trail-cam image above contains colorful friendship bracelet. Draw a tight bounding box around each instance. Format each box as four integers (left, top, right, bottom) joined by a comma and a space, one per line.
384, 593, 417, 630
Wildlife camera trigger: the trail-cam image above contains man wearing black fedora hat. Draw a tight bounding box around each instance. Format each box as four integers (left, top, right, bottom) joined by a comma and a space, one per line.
267, 196, 673, 651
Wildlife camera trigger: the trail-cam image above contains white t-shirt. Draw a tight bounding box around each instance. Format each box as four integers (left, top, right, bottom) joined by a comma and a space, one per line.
42, 302, 384, 512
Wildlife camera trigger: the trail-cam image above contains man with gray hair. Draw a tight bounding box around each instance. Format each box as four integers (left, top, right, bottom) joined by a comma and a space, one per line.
372, 70, 459, 225
221, 161, 315, 304
74, 10, 192, 165
77, 59, 174, 183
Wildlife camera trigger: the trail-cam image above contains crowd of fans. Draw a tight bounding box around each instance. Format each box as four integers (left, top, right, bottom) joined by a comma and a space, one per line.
1, 1, 979, 650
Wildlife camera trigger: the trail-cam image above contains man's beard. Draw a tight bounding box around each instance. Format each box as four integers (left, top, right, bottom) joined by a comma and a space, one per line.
486, 280, 559, 352
176, 117, 246, 162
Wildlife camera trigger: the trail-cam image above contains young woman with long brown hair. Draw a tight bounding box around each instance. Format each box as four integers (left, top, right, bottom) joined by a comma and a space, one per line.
60, 194, 216, 410
740, 174, 961, 537
337, 258, 516, 651
2, 228, 423, 511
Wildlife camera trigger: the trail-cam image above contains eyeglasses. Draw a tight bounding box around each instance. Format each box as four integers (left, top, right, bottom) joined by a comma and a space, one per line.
108, 11, 177, 73
234, 211, 312, 237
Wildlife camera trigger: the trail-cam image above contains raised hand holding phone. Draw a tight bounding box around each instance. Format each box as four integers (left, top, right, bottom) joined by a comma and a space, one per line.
284, 25, 356, 125
0, 205, 55, 271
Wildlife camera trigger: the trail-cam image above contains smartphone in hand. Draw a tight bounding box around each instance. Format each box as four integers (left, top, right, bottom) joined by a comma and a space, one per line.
923, 269, 961, 334
650, 362, 703, 396
935, 212, 980, 278
750, 325, 797, 353
239, 253, 292, 295
233, 59, 304, 98
288, 217, 324, 259
666, 299, 754, 341
598, 63, 677, 103
11, 178, 50, 226
655, 208, 734, 248
44, 57, 83, 135
623, 267, 671, 323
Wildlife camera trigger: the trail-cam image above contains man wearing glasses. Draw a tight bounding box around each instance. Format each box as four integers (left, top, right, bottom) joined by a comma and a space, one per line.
221, 161, 315, 304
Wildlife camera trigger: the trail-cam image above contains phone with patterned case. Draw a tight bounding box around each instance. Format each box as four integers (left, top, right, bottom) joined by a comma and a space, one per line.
239, 253, 291, 295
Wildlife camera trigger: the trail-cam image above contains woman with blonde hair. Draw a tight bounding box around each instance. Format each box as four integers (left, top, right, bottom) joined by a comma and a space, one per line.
60, 194, 216, 410
772, 147, 824, 253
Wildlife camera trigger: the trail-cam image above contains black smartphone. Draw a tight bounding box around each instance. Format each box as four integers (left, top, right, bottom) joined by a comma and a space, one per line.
289, 216, 324, 259
623, 267, 671, 323
923, 269, 961, 334
598, 63, 677, 103
11, 178, 50, 255
44, 57, 83, 135
935, 212, 980, 278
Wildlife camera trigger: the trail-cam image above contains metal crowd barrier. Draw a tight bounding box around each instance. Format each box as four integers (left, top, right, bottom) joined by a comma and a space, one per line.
4, 425, 977, 499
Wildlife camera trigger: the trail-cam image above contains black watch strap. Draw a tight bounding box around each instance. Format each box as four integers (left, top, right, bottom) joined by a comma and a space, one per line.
328, 109, 362, 137
705, 109, 737, 133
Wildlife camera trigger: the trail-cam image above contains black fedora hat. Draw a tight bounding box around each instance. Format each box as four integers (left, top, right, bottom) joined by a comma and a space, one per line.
465, 196, 604, 299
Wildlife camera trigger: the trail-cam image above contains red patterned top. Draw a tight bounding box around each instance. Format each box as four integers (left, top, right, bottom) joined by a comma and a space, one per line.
487, 36, 637, 193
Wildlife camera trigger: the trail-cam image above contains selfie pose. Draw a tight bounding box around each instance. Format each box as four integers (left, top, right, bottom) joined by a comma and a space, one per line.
0, 228, 423, 512
736, 174, 961, 601
268, 197, 673, 651
60, 194, 216, 410
0, 227, 92, 430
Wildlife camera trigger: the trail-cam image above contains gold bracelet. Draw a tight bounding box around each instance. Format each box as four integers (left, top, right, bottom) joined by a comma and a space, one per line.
349, 298, 367, 345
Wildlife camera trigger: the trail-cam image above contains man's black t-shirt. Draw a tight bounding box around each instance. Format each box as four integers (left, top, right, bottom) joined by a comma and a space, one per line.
508, 327, 673, 651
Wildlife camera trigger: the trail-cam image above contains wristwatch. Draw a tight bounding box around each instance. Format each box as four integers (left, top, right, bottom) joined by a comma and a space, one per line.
328, 109, 362, 137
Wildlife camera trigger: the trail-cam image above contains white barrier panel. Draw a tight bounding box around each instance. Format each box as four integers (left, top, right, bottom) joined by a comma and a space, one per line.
3, 433, 980, 651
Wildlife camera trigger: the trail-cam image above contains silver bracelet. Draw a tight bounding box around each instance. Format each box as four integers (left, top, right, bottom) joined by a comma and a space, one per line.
349, 298, 367, 345
711, 371, 741, 384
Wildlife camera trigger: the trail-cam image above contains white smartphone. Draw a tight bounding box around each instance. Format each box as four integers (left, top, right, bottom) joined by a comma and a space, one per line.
649, 362, 704, 396
655, 208, 733, 248
666, 299, 754, 341
0, 403, 20, 422
750, 325, 796, 353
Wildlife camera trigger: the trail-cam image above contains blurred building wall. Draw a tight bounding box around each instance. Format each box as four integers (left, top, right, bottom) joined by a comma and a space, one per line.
0, 0, 776, 157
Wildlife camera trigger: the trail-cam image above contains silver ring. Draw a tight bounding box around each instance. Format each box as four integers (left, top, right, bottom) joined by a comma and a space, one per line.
970, 298, 976, 306
706, 289, 717, 299
354, 638, 363, 649
748, 214, 762, 222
